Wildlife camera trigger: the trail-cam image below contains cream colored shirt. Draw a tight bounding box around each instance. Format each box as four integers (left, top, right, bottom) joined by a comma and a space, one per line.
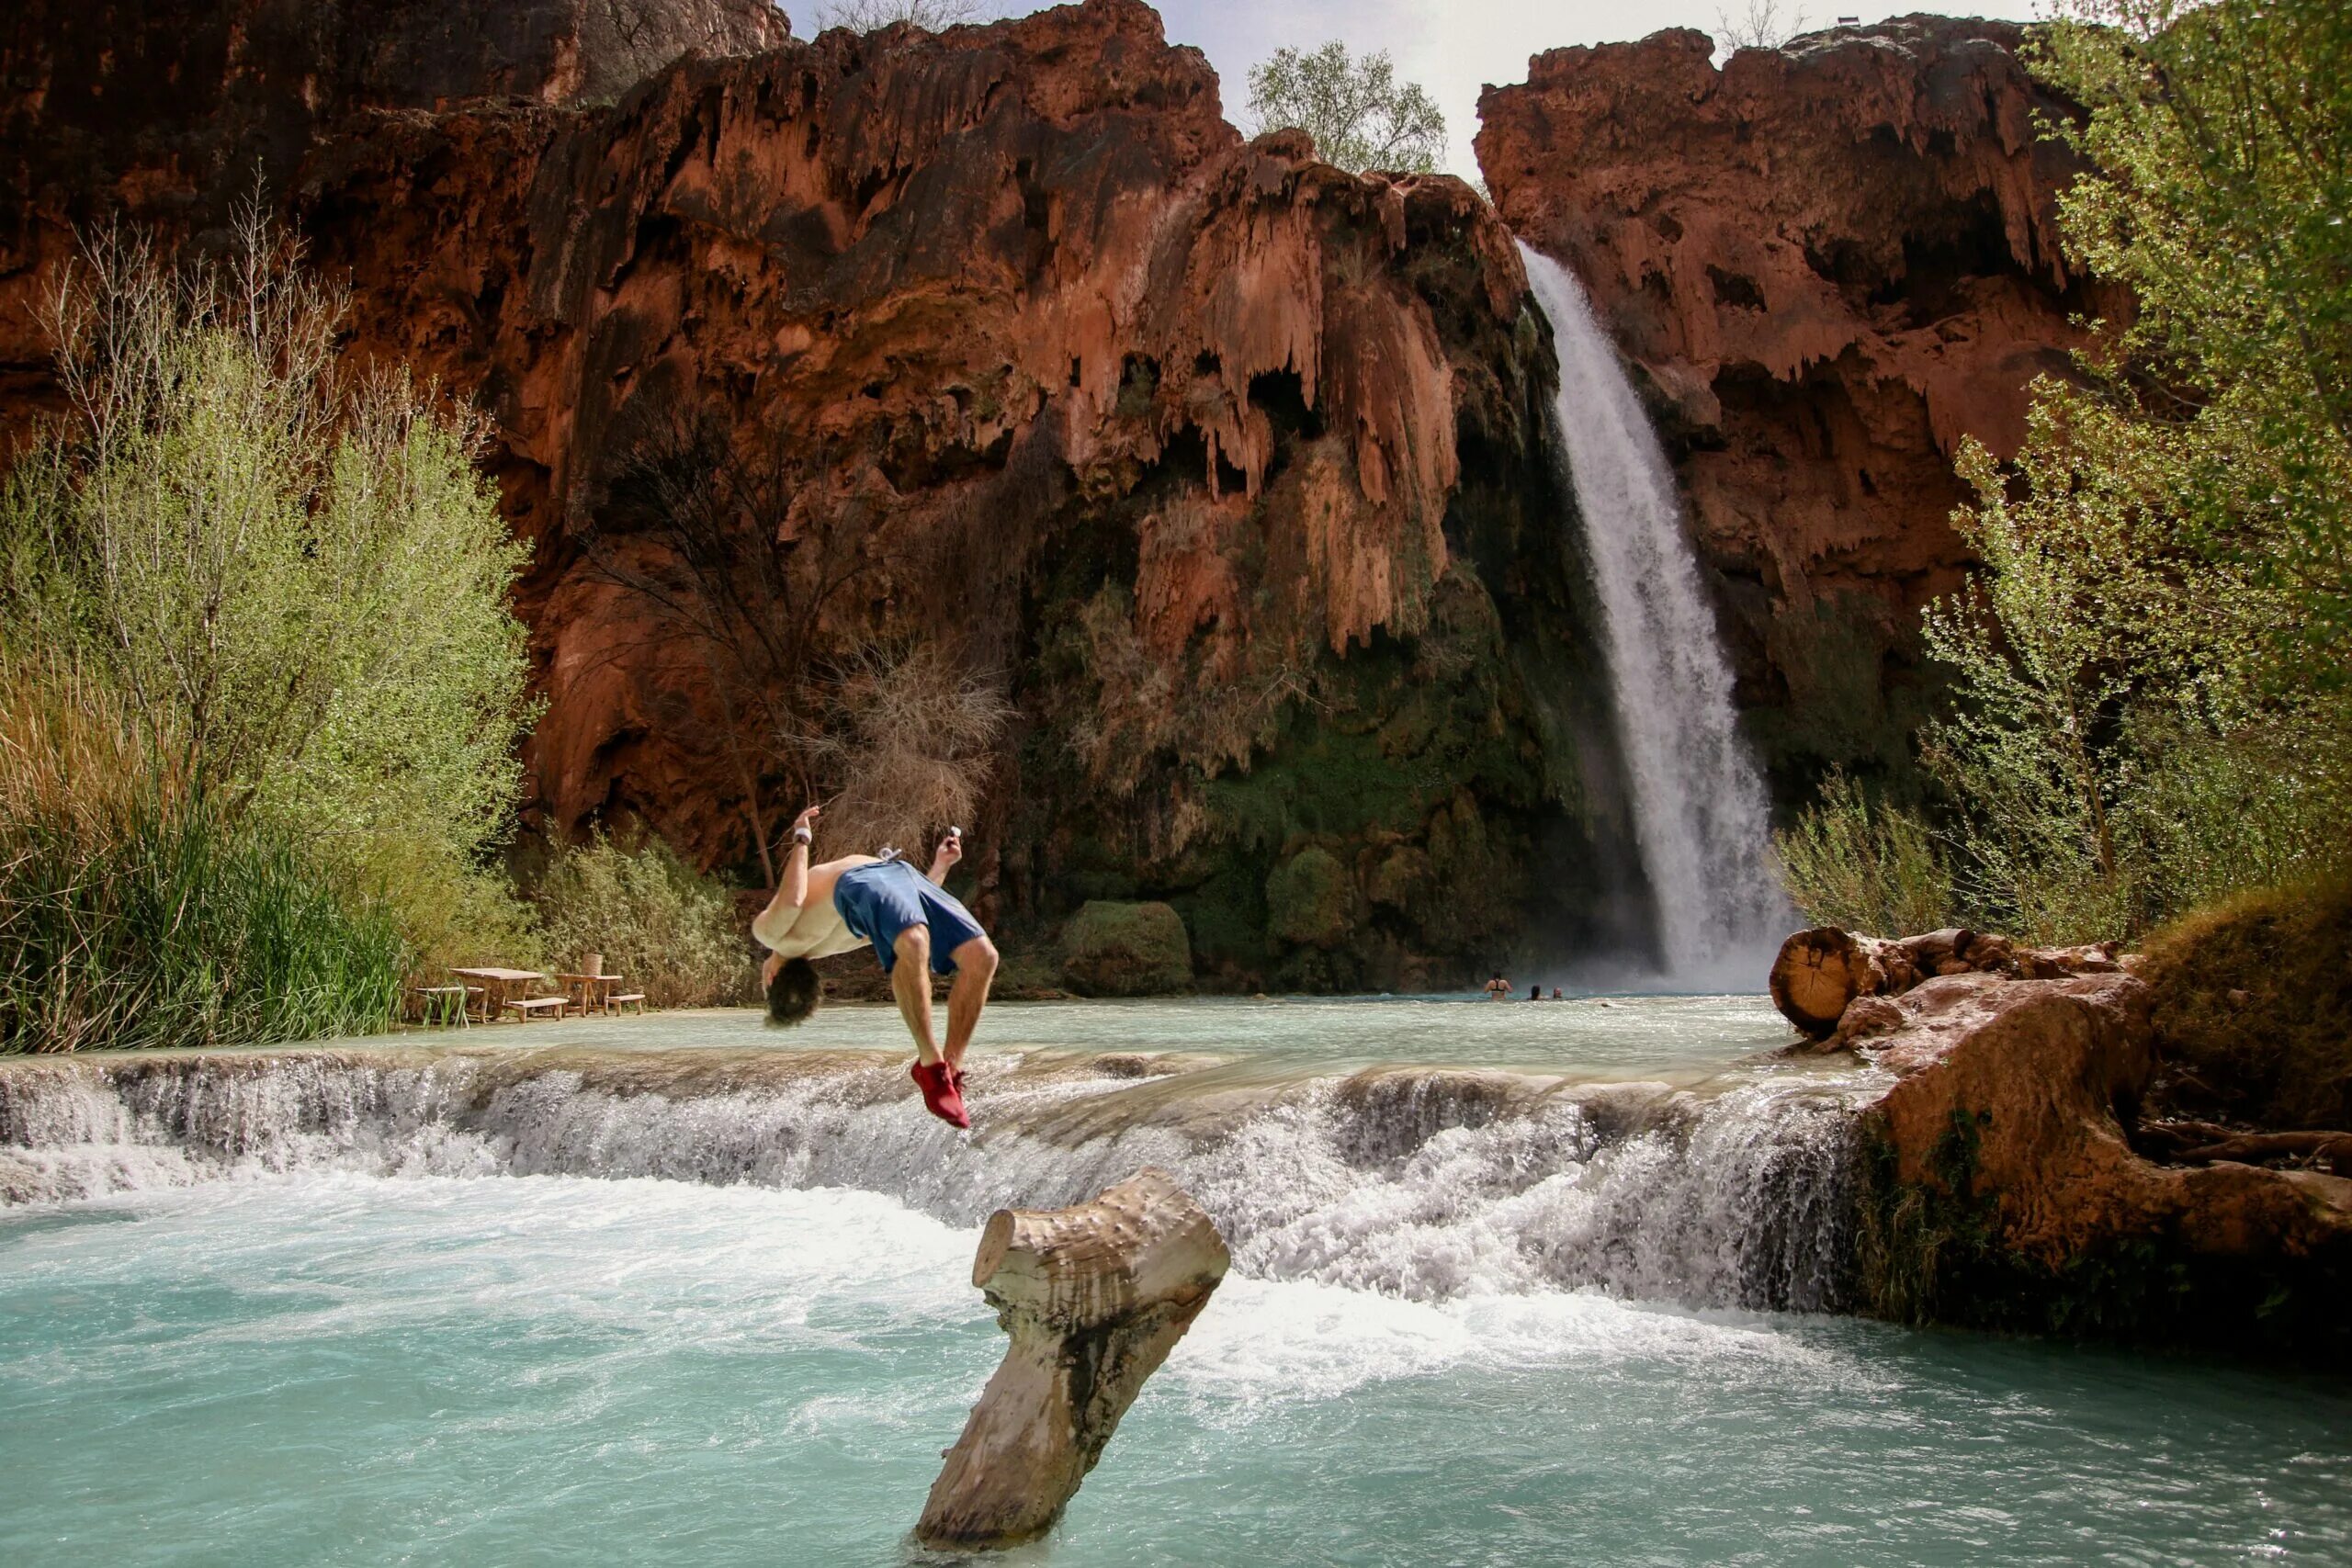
751, 855, 878, 961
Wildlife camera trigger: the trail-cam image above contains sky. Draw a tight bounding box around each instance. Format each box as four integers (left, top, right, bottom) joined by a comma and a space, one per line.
1125, 1, 2042, 178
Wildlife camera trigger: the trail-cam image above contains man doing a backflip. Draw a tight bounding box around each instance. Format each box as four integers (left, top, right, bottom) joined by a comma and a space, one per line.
752, 804, 998, 1128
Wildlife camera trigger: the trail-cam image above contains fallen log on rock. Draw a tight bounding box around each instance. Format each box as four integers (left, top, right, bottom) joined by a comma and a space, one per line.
1770, 925, 2120, 1039
2177, 1131, 2352, 1177
1770, 927, 1898, 1037
916, 1168, 1229, 1551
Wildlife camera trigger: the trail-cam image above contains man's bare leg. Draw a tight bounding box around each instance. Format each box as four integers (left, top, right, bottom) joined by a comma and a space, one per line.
891, 927, 940, 1065
942, 935, 1000, 1075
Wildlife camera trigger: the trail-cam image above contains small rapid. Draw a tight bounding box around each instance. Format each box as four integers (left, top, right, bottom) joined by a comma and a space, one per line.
0, 1032, 1882, 1314
1520, 241, 1789, 979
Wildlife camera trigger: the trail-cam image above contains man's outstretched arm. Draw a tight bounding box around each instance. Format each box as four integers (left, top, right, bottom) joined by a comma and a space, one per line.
753, 805, 822, 943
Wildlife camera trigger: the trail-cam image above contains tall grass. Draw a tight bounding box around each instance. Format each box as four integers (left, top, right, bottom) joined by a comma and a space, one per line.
0, 659, 405, 1052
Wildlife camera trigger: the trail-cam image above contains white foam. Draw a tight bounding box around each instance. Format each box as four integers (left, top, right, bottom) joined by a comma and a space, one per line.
0, 1051, 1883, 1314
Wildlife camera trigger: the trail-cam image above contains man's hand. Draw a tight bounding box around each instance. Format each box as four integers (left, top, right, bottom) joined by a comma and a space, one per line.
790, 804, 821, 841
926, 827, 963, 886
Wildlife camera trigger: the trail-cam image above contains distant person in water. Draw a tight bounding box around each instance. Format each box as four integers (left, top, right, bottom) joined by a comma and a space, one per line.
751, 805, 997, 1130
1551, 987, 1565, 1001
1529, 984, 1543, 1001
1485, 973, 1513, 1000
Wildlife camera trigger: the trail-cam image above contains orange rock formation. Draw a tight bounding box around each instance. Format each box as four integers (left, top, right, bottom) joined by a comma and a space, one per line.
1478, 17, 2111, 795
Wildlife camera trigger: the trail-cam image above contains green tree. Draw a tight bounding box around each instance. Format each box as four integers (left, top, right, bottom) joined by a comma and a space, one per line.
2036, 0, 2352, 680
1246, 42, 1445, 175
1886, 0, 2352, 942
0, 212, 538, 966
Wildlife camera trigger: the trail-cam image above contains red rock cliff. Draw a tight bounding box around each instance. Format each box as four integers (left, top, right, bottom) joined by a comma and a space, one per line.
1478, 17, 2103, 799
4, 0, 1627, 987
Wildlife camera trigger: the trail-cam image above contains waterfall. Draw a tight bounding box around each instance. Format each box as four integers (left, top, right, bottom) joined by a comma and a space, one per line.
1518, 241, 1789, 978
0, 1048, 1882, 1314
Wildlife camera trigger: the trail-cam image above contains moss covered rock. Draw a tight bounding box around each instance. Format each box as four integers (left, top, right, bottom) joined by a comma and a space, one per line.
2141, 877, 2352, 1130
1266, 846, 1355, 949
1059, 901, 1193, 996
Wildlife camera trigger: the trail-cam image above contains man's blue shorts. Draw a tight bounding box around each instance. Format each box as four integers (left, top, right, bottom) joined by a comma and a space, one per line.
831, 859, 987, 976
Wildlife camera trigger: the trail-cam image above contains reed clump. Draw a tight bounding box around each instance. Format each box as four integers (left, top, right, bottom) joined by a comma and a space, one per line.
0, 656, 406, 1052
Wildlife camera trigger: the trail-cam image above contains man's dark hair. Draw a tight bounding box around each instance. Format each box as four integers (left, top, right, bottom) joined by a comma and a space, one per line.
766, 956, 821, 1027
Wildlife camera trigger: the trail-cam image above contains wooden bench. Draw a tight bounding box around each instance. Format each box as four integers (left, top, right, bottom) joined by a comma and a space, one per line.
503, 996, 569, 1021
607, 992, 647, 1014
412, 986, 476, 1028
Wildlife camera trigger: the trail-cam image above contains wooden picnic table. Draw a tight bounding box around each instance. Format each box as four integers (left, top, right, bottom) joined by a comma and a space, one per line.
449, 966, 549, 1021
557, 973, 625, 1017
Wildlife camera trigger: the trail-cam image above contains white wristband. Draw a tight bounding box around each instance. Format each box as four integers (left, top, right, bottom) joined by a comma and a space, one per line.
792, 827, 812, 844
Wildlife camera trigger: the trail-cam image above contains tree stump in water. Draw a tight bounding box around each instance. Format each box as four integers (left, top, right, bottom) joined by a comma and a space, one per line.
916, 1168, 1228, 1551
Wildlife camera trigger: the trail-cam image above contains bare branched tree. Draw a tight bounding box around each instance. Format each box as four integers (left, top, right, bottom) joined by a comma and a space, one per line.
1716, 0, 1812, 52
808, 0, 993, 34
572, 412, 879, 883
785, 644, 1012, 859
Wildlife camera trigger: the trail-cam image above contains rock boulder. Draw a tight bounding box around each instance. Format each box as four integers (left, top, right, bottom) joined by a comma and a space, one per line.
1847, 970, 2352, 1357
1059, 901, 1193, 997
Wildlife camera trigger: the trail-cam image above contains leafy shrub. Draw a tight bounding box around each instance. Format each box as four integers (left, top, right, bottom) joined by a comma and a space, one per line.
1773, 771, 1958, 936
0, 213, 537, 977
532, 831, 754, 1010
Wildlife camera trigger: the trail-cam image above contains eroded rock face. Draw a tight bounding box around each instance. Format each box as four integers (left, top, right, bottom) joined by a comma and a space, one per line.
1849, 971, 2352, 1358
2, 0, 1642, 986
1478, 18, 2109, 800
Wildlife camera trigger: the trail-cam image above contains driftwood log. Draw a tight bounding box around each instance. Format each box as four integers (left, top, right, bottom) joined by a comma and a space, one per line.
2134, 1121, 2352, 1176
916, 1168, 1229, 1551
1769, 925, 2121, 1039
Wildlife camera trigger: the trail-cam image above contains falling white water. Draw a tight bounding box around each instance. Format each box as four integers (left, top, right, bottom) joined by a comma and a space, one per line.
1518, 241, 1789, 976
0, 1050, 1881, 1314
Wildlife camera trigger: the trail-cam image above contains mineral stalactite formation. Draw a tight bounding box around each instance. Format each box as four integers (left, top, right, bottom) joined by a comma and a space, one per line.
3, 0, 1633, 988
917, 1168, 1229, 1551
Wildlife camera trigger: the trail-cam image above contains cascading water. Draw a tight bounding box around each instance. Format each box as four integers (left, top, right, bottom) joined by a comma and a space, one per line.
1519, 241, 1789, 978
0, 1045, 1879, 1314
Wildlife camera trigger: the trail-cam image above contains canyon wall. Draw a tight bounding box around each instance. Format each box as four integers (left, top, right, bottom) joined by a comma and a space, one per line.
1479, 17, 2100, 802
2, 0, 1640, 987
4, 5, 2103, 983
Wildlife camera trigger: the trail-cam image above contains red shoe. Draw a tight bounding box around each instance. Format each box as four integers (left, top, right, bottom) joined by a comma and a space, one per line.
910, 1060, 970, 1129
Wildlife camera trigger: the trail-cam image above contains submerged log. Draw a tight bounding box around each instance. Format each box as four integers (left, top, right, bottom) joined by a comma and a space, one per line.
916, 1168, 1229, 1551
